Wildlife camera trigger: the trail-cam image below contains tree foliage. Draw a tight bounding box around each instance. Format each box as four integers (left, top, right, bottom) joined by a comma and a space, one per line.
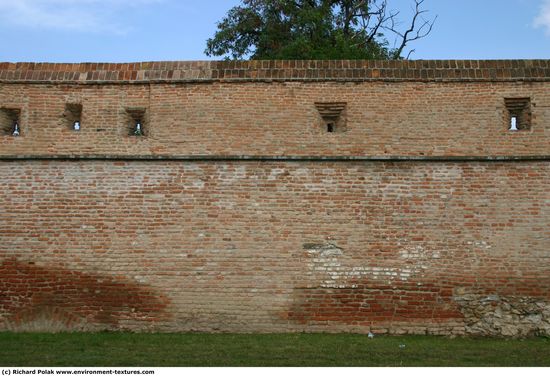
206, 0, 436, 60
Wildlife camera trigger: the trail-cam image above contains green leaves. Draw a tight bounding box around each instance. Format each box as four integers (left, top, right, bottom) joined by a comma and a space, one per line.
205, 0, 434, 60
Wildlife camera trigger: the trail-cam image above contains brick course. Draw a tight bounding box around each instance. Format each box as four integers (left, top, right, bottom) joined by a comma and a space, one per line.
0, 61, 549, 336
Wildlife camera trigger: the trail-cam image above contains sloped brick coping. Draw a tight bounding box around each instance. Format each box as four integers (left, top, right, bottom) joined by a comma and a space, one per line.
1, 60, 549, 83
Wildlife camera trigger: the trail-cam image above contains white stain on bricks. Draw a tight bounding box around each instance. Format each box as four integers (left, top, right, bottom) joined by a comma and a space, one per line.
304, 243, 432, 288
399, 245, 441, 260
178, 167, 206, 190
217, 165, 248, 183
213, 198, 236, 210
192, 180, 205, 189
469, 240, 492, 250
268, 168, 286, 180
432, 166, 463, 181
294, 168, 311, 177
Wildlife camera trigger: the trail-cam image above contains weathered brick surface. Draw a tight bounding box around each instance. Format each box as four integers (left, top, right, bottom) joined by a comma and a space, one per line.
1, 80, 549, 157
1, 160, 548, 335
0, 61, 549, 335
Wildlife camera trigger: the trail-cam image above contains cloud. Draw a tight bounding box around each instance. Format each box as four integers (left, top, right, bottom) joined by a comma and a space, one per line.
0, 0, 162, 35
534, 0, 550, 35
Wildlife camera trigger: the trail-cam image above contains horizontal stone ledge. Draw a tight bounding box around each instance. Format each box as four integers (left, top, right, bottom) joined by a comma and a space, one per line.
2, 77, 550, 85
1, 155, 549, 162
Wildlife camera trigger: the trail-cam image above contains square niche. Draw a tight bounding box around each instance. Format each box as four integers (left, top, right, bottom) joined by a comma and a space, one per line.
125, 107, 147, 136
64, 103, 83, 131
505, 98, 531, 131
0, 108, 21, 136
315, 102, 347, 133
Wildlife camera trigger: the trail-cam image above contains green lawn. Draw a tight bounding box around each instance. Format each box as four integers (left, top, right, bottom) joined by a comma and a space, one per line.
0, 332, 549, 367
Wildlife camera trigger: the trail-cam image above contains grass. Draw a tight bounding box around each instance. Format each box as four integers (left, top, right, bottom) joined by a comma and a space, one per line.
0, 332, 549, 367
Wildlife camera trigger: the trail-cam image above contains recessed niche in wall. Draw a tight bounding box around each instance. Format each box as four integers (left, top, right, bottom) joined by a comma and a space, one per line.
315, 102, 347, 133
64, 103, 83, 131
505, 98, 531, 131
0, 107, 21, 136
125, 107, 147, 136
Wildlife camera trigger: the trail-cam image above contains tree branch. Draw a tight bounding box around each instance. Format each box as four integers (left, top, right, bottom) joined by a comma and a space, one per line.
382, 0, 436, 59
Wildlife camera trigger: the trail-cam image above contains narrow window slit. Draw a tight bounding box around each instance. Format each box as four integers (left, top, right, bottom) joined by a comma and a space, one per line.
12, 121, 20, 136
134, 120, 143, 136
509, 115, 518, 131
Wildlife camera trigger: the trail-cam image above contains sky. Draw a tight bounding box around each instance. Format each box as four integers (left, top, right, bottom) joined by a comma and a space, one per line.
0, 0, 548, 62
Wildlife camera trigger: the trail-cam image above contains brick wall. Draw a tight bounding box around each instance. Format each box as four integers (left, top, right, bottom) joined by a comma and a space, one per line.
1, 60, 550, 158
0, 61, 549, 336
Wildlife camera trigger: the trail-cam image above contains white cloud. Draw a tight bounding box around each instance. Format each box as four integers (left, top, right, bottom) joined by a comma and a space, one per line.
0, 0, 162, 34
534, 0, 550, 35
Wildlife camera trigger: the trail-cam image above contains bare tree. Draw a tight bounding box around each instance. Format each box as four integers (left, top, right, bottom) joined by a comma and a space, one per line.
335, 0, 436, 59
383, 0, 437, 59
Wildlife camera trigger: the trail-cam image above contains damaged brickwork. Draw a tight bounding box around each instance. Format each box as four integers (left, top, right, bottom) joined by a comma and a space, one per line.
290, 242, 463, 334
454, 292, 550, 337
0, 60, 549, 336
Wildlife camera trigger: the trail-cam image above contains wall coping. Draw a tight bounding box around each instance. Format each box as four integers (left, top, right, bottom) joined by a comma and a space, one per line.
1, 60, 550, 84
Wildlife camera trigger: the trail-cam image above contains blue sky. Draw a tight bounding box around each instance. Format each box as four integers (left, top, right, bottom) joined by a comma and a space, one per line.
0, 0, 548, 62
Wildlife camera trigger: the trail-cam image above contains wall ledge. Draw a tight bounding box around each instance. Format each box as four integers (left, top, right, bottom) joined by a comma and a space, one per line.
1, 155, 549, 162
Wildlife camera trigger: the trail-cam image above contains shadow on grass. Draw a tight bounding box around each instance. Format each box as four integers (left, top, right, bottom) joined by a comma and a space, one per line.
0, 332, 549, 367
